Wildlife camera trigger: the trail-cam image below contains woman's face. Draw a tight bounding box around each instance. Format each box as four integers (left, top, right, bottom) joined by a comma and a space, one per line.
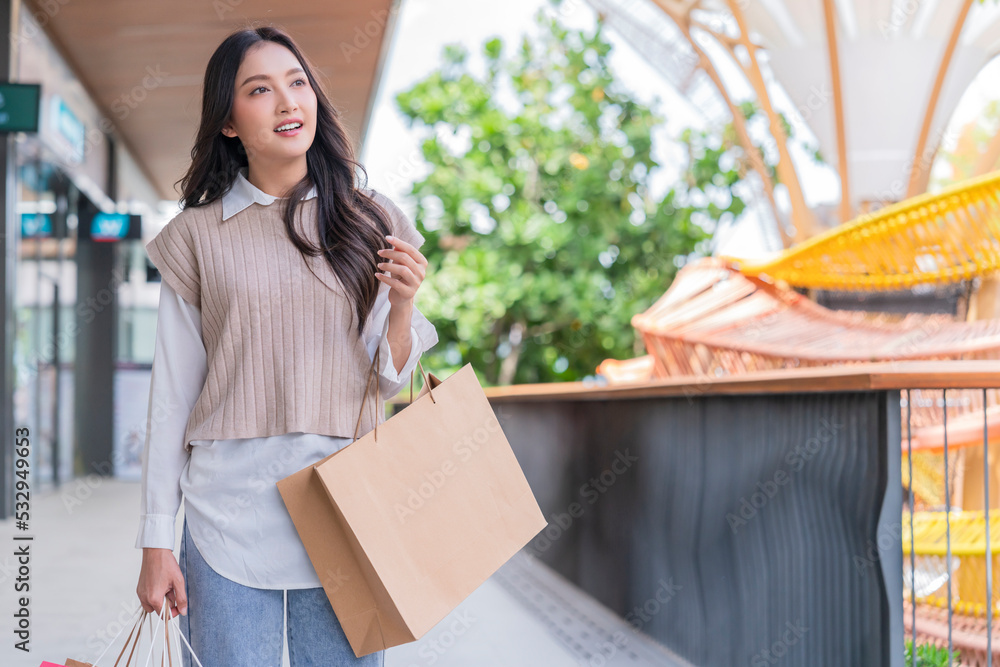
222, 41, 318, 164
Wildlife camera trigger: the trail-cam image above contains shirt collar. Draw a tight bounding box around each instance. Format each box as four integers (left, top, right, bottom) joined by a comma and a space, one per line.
221, 167, 318, 220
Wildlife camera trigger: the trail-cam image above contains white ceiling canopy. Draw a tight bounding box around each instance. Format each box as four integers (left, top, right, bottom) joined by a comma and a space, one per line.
587, 0, 1000, 244
707, 0, 1000, 210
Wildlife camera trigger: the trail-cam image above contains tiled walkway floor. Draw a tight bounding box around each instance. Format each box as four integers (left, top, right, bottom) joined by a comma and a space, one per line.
0, 478, 691, 667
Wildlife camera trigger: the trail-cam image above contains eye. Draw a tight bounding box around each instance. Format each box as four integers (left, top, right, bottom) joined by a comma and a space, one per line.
250, 78, 307, 96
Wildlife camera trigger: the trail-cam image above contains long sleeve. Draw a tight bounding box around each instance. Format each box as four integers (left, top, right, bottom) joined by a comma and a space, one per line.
363, 186, 437, 401
135, 281, 208, 550
364, 284, 439, 401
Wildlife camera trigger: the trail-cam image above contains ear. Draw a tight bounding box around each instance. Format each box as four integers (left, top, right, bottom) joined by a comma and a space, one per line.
221, 123, 237, 138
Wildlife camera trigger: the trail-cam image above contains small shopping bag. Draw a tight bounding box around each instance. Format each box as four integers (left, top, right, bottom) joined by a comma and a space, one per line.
277, 349, 547, 657
53, 596, 203, 667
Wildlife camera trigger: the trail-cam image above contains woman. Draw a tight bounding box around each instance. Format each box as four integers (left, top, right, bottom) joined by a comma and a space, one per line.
134, 26, 438, 666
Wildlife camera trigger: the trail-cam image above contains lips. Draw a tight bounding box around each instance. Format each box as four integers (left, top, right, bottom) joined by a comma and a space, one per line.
274, 118, 304, 132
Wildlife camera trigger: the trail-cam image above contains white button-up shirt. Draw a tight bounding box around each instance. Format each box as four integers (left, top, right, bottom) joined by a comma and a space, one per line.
135, 169, 438, 589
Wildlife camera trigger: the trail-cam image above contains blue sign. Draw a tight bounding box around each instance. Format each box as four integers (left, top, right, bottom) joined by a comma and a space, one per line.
21, 212, 51, 237
90, 212, 138, 241
50, 95, 85, 163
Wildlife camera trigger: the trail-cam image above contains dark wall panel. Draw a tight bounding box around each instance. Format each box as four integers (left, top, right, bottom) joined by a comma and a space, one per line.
496, 390, 900, 666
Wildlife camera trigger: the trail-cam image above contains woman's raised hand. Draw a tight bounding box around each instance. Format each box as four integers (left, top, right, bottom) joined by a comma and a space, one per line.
375, 234, 427, 308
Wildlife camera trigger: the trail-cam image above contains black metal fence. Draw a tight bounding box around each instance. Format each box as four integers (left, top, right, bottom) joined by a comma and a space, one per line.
485, 366, 1000, 666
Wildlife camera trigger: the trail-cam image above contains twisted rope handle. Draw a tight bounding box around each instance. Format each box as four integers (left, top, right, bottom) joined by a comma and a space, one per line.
352, 334, 436, 443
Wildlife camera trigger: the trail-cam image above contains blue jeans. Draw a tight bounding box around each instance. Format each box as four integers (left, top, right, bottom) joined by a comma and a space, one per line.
178, 516, 384, 667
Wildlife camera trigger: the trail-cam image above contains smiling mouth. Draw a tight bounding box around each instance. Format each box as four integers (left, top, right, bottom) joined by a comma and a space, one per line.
274, 122, 303, 133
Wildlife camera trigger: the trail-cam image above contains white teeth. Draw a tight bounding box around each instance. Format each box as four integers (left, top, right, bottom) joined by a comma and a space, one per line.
274, 122, 302, 132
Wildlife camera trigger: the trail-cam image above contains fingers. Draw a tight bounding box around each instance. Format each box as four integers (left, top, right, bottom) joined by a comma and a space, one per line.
376, 255, 422, 285
173, 577, 188, 616
137, 592, 160, 615
375, 261, 419, 288
162, 581, 187, 618
165, 589, 178, 618
376, 236, 427, 299
374, 272, 416, 299
136, 572, 187, 618
378, 237, 427, 270
137, 581, 159, 614
382, 235, 421, 260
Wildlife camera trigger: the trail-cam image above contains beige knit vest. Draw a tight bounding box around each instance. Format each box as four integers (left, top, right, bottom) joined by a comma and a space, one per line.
145, 189, 425, 453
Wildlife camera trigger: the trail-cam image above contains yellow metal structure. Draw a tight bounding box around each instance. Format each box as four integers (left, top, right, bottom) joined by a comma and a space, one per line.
722, 170, 1000, 291
904, 510, 1000, 612
902, 452, 947, 510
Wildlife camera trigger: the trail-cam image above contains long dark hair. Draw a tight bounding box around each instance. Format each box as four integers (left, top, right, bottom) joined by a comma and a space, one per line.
175, 26, 393, 336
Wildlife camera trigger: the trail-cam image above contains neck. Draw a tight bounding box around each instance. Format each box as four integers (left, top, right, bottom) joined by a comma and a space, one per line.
245, 158, 308, 199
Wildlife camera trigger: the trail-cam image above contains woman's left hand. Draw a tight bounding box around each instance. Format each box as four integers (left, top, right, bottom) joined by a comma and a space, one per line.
375, 235, 427, 308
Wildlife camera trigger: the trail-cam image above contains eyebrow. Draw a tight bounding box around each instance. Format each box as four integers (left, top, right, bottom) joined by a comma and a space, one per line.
240, 67, 305, 89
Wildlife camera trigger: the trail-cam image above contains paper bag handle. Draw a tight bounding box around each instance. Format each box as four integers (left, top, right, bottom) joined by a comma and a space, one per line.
89, 596, 204, 667
139, 596, 203, 667
351, 333, 435, 443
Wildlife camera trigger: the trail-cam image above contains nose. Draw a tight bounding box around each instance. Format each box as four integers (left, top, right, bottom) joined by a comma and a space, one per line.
276, 87, 299, 113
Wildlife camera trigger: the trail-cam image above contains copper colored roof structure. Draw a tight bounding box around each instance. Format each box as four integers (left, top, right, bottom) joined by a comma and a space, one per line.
598, 256, 1000, 383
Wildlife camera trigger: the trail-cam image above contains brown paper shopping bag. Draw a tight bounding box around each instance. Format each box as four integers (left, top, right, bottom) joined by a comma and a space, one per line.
276, 347, 546, 657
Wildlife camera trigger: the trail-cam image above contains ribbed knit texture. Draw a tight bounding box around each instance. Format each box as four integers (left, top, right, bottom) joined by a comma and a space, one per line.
145, 189, 426, 453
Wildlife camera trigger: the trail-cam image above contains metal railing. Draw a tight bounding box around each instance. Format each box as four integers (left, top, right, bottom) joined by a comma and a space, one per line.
481, 361, 1000, 666
902, 386, 998, 666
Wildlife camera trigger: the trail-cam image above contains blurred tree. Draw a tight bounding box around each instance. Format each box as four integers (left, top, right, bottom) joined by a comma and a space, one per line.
931, 99, 1000, 189
391, 0, 763, 385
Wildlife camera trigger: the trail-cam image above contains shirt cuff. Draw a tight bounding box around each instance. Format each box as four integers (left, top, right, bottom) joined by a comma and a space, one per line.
135, 514, 178, 550
379, 326, 422, 384
407, 305, 439, 353
374, 304, 438, 375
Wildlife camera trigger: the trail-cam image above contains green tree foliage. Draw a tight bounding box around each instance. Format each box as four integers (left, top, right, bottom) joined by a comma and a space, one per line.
391, 2, 751, 385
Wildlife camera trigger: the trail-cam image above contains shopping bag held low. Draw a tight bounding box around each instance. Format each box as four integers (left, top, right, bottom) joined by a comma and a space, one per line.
52, 595, 203, 667
277, 344, 547, 657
